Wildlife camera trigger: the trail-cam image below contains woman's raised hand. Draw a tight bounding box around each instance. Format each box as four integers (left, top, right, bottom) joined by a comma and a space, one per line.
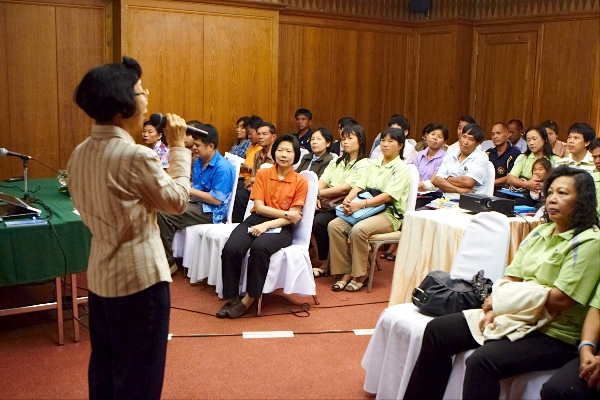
164, 113, 187, 148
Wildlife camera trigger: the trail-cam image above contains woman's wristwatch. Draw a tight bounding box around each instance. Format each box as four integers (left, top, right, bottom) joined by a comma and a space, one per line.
284, 211, 289, 219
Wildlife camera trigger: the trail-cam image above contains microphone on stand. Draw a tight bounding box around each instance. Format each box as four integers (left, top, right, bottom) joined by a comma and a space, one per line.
149, 113, 208, 136
0, 148, 32, 160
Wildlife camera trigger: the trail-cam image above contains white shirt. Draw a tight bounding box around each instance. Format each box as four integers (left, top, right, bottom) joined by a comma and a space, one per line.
436, 148, 489, 200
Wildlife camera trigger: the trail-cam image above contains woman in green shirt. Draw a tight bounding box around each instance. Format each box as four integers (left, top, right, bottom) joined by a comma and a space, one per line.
508, 126, 559, 192
328, 127, 410, 292
312, 125, 369, 277
404, 166, 600, 400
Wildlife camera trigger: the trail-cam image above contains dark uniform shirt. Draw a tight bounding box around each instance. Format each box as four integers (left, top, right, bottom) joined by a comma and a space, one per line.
486, 145, 522, 188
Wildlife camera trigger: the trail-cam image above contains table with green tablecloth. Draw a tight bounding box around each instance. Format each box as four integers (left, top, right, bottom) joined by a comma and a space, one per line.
0, 178, 91, 344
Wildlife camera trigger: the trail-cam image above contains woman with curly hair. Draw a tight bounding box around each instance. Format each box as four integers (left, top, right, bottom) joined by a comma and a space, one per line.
405, 166, 600, 400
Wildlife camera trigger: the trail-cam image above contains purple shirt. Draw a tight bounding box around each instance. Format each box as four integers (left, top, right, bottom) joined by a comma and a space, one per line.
413, 148, 446, 181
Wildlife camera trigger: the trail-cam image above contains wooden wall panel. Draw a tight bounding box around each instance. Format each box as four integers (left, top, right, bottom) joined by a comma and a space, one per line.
203, 13, 276, 151
122, 1, 278, 152
534, 18, 600, 139
473, 28, 540, 134
298, 26, 333, 130
379, 32, 410, 133
413, 30, 457, 142
56, 7, 107, 171
125, 6, 205, 144
328, 28, 359, 130
5, 3, 59, 179
0, 3, 9, 180
277, 23, 303, 134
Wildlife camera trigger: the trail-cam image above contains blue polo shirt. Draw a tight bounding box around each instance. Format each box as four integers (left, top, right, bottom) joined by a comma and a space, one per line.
294, 129, 313, 152
191, 151, 235, 224
486, 145, 522, 187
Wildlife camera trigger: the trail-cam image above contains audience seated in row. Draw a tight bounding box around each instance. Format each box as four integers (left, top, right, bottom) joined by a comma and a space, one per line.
292, 108, 313, 151
329, 127, 411, 292
232, 118, 273, 223
142, 119, 169, 170
311, 124, 370, 277
370, 114, 416, 163
294, 127, 334, 177
229, 116, 251, 159
403, 166, 600, 400
217, 135, 308, 319
157, 124, 235, 274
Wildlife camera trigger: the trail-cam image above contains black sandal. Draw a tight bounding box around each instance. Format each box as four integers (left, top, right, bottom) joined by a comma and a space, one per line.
380, 252, 392, 259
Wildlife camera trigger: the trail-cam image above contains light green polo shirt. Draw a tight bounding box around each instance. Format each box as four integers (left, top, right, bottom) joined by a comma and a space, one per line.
556, 152, 596, 174
505, 222, 600, 345
590, 283, 600, 310
319, 157, 370, 188
509, 153, 559, 179
354, 156, 410, 231
594, 170, 600, 218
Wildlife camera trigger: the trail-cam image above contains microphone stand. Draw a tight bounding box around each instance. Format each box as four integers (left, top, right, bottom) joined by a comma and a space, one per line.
22, 158, 30, 201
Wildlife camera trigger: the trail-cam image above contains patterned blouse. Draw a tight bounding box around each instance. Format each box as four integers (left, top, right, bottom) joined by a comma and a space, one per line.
153, 139, 170, 169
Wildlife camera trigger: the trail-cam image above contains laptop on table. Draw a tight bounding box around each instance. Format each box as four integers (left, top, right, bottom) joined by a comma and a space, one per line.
0, 192, 42, 219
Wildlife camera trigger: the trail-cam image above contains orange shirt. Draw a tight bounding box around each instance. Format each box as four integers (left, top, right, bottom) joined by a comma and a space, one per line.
240, 144, 262, 179
250, 165, 308, 212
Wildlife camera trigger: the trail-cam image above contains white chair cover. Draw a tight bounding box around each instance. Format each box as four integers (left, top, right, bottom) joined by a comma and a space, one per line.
361, 212, 510, 399
172, 156, 241, 262
293, 148, 310, 170
239, 170, 318, 297
485, 161, 495, 196
480, 140, 494, 151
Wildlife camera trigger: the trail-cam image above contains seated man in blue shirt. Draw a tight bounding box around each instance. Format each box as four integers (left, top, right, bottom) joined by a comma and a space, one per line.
486, 122, 521, 191
432, 123, 489, 200
158, 124, 235, 273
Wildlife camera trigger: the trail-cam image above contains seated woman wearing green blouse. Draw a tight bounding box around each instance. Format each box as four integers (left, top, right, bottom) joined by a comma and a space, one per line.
404, 166, 600, 400
328, 127, 410, 292
507, 126, 559, 193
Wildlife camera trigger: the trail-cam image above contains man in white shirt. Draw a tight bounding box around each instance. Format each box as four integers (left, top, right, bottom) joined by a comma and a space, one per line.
433, 123, 489, 200
556, 123, 596, 174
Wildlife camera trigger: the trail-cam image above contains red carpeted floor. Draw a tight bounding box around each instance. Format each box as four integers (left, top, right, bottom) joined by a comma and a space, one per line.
0, 254, 396, 399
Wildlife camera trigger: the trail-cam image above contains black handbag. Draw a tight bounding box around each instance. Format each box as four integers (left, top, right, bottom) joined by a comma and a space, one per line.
411, 270, 493, 316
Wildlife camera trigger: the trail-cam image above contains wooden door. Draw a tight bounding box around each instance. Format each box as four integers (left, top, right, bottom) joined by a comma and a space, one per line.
472, 29, 539, 134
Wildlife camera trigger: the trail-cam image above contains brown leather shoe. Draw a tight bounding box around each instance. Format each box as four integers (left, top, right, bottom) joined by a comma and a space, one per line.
226, 300, 250, 319
216, 297, 239, 318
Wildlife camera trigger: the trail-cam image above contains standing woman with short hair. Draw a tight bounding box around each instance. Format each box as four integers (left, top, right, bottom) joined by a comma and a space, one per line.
68, 56, 191, 400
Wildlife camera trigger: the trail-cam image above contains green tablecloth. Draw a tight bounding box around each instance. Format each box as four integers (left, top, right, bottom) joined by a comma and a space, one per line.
0, 178, 91, 286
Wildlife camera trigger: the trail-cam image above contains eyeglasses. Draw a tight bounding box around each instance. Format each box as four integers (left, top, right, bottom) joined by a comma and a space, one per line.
135, 89, 149, 98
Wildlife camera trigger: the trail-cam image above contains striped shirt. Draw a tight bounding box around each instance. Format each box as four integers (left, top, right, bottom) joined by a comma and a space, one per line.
67, 124, 191, 297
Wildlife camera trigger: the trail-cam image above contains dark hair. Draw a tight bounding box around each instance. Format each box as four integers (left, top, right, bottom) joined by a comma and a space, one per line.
311, 127, 334, 151
244, 115, 263, 130
540, 120, 559, 135
492, 121, 508, 131
380, 127, 406, 160
524, 126, 554, 158
271, 134, 301, 165
193, 124, 219, 147
458, 115, 476, 125
258, 121, 277, 136
186, 120, 203, 131
462, 123, 485, 143
387, 114, 410, 134
338, 116, 358, 129
236, 116, 250, 126
508, 119, 524, 130
426, 123, 449, 141
542, 166, 599, 236
336, 124, 367, 166
143, 120, 167, 146
589, 138, 600, 152
568, 123, 596, 148
532, 157, 552, 173
295, 108, 313, 120
75, 56, 141, 123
